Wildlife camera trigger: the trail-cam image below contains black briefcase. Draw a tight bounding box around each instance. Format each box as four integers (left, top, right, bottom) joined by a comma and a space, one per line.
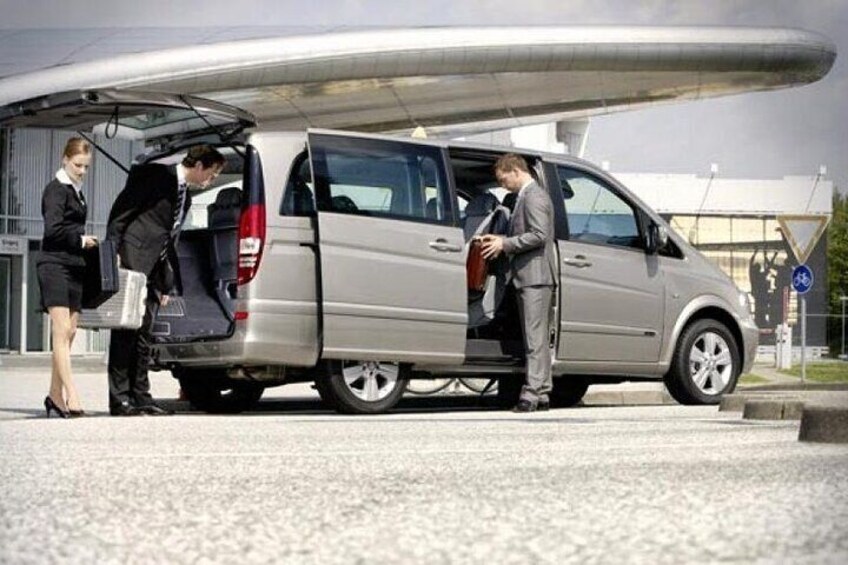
82, 239, 120, 309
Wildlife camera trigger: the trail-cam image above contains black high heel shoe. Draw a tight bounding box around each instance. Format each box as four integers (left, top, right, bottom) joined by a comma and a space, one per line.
44, 396, 69, 419
68, 409, 86, 418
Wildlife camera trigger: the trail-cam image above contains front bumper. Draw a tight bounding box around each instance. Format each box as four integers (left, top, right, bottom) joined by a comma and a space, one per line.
740, 318, 760, 375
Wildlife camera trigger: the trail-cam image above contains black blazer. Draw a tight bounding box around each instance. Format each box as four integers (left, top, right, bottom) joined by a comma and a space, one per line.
39, 178, 87, 267
106, 164, 191, 293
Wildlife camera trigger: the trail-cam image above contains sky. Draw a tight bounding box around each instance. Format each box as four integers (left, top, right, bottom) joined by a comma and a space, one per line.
0, 0, 845, 193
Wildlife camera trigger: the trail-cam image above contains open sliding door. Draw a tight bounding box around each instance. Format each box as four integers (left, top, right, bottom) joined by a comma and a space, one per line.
308, 131, 467, 364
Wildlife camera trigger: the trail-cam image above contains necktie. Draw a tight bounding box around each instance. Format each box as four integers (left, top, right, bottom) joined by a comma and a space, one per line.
160, 183, 187, 262
171, 183, 187, 238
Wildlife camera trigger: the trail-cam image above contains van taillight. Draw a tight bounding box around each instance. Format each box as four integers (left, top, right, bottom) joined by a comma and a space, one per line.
237, 203, 266, 285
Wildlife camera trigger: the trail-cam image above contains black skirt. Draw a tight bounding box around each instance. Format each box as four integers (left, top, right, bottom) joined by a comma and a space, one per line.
37, 262, 85, 312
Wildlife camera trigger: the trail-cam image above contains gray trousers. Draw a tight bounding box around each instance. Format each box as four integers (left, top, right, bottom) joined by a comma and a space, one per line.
516, 284, 554, 404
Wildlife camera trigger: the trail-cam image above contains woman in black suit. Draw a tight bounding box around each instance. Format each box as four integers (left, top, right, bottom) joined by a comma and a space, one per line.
38, 138, 99, 418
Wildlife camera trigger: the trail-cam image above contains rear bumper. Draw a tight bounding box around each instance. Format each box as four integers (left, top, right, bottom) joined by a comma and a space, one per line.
153, 320, 318, 370
154, 336, 246, 368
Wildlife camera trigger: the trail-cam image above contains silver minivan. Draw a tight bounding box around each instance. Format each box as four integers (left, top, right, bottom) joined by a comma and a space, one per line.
2, 90, 758, 414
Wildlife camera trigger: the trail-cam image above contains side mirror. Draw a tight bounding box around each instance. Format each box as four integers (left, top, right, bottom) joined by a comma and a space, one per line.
646, 222, 668, 255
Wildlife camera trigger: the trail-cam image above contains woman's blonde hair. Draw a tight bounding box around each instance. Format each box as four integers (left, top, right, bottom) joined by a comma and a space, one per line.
62, 137, 91, 159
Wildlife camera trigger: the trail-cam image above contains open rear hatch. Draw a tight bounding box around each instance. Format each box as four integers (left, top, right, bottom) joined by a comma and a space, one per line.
150, 143, 265, 344
0, 89, 255, 147
1, 89, 262, 344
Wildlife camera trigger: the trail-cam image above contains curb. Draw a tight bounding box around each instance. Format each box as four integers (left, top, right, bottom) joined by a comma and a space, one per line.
720, 393, 801, 413
742, 399, 805, 421
581, 390, 676, 406
742, 383, 848, 392
799, 406, 848, 443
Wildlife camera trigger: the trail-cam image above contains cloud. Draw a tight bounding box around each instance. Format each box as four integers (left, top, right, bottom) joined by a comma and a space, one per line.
0, 0, 843, 190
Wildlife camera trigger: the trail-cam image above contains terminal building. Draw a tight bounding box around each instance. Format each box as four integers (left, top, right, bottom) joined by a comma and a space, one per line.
0, 124, 834, 356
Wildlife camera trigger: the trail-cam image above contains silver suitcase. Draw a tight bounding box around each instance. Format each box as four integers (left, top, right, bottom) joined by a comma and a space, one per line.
78, 268, 148, 330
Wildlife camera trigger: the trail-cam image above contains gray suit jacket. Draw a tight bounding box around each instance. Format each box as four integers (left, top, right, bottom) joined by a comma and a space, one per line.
502, 181, 558, 288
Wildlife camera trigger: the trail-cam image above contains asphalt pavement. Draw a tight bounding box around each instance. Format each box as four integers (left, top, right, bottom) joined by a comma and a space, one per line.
1, 355, 847, 564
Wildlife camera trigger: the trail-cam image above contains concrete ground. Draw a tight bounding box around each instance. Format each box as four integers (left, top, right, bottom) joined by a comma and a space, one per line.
1, 355, 847, 564
3, 353, 838, 412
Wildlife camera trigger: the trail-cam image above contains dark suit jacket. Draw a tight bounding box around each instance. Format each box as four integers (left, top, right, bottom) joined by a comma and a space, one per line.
39, 178, 87, 267
106, 164, 190, 294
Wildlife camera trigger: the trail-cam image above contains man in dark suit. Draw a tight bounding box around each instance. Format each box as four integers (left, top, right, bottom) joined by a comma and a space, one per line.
106, 145, 225, 416
480, 153, 558, 412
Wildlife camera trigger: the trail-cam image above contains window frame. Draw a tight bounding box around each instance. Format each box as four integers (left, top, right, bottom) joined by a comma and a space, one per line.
554, 163, 647, 252
308, 134, 456, 226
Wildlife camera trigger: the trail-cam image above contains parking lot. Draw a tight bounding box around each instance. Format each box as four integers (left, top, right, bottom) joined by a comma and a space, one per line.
0, 363, 846, 564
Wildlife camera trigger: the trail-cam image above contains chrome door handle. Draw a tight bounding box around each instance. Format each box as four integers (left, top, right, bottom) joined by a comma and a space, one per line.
429, 239, 463, 253
563, 255, 592, 268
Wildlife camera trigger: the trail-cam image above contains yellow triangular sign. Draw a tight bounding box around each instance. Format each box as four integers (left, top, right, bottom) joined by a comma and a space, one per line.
777, 215, 830, 264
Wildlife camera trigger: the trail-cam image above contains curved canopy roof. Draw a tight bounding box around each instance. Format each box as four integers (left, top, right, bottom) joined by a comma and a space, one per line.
0, 26, 836, 136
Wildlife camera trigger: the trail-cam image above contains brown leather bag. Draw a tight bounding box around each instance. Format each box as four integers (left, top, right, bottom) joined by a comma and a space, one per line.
466, 240, 489, 291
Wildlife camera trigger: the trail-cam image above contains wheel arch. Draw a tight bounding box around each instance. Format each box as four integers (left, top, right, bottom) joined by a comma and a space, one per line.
663, 298, 745, 373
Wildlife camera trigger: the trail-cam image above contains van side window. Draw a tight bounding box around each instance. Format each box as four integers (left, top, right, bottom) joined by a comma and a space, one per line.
557, 166, 641, 249
309, 135, 451, 223
281, 151, 315, 216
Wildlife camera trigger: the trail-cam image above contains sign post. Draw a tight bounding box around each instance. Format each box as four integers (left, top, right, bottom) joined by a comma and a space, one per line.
792, 265, 814, 383
840, 296, 848, 361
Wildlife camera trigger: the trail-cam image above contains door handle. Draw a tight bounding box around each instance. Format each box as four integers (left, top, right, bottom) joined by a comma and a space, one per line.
563, 255, 592, 268
429, 239, 463, 253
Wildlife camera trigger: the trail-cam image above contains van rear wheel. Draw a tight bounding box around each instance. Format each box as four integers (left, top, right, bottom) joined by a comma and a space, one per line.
318, 361, 408, 414
175, 368, 265, 414
664, 319, 740, 405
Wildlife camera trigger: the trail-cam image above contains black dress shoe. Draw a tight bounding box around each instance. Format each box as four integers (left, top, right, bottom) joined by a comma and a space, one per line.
110, 403, 141, 416
537, 400, 550, 412
137, 403, 174, 416
512, 399, 537, 413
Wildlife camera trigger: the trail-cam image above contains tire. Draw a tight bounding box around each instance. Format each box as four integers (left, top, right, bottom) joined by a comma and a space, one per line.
664, 319, 741, 405
496, 376, 523, 408
313, 377, 338, 409
550, 377, 589, 408
318, 361, 408, 414
176, 368, 265, 414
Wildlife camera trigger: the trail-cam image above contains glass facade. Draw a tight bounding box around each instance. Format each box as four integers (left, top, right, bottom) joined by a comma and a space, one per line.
664, 214, 827, 346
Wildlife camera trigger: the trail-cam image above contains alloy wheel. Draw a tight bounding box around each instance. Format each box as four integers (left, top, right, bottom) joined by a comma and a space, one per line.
688, 331, 734, 395
341, 361, 400, 402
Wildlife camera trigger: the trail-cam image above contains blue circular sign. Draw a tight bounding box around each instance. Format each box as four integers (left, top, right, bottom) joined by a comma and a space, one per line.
792, 264, 814, 294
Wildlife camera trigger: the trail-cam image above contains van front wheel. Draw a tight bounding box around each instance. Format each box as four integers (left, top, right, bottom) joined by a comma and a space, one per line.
664, 319, 740, 405
318, 361, 408, 414
551, 377, 589, 408
175, 368, 265, 414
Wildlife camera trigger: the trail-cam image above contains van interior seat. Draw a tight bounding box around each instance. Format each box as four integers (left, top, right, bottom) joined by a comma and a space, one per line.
462, 192, 500, 241
207, 187, 241, 314
425, 197, 439, 220
294, 182, 315, 214
463, 192, 512, 329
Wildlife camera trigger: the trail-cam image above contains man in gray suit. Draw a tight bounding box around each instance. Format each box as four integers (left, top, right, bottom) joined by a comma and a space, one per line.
480, 154, 558, 412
